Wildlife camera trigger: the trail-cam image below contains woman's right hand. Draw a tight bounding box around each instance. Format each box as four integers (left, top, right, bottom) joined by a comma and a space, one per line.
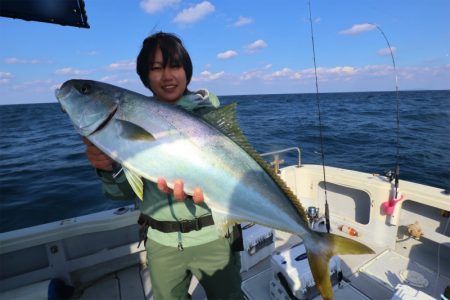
82, 137, 115, 171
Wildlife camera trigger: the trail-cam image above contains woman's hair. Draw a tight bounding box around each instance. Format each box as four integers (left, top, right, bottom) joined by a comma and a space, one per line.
136, 32, 193, 94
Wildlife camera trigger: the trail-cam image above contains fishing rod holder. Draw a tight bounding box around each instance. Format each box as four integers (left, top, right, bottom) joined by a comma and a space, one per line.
260, 147, 302, 174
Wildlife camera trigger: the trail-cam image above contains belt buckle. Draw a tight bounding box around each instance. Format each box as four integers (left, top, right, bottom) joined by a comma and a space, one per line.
179, 218, 201, 233
194, 217, 202, 231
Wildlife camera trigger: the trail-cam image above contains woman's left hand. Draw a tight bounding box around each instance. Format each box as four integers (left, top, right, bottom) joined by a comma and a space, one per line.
157, 177, 204, 204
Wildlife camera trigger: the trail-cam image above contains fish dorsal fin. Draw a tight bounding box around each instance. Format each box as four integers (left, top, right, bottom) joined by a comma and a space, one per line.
123, 167, 144, 201
203, 103, 308, 222
202, 103, 253, 150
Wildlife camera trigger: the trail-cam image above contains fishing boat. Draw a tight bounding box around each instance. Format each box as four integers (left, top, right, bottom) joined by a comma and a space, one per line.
0, 147, 449, 299
1, 1, 448, 299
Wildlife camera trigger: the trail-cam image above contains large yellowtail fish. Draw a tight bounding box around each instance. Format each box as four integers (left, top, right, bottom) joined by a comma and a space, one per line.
56, 79, 374, 299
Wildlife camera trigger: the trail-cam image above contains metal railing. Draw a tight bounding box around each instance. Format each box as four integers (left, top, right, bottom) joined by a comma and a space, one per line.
260, 147, 301, 173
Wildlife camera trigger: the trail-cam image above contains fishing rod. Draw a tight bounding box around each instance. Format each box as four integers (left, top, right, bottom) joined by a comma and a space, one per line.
373, 24, 404, 220
306, 4, 402, 233
372, 24, 402, 200
374, 24, 446, 297
307, 0, 330, 233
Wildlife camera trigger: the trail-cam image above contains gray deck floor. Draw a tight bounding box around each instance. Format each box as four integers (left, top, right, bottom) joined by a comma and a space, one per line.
77, 230, 449, 300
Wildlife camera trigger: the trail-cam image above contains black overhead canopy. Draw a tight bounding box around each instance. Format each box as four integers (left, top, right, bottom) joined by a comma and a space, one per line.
0, 0, 89, 28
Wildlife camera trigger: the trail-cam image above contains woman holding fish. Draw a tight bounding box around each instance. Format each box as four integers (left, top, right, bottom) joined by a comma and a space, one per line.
57, 30, 375, 300
83, 32, 244, 300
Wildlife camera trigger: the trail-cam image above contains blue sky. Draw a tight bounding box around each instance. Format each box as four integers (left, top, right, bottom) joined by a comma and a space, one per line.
1, 0, 449, 105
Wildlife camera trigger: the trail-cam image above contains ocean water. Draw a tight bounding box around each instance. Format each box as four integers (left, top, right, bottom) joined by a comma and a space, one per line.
1, 90, 449, 233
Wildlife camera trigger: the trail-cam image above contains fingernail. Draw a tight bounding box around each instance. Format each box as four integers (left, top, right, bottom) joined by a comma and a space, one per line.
193, 187, 203, 204
157, 177, 169, 193
174, 180, 185, 201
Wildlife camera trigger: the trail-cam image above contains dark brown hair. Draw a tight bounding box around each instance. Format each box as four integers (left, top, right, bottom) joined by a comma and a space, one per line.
136, 32, 193, 94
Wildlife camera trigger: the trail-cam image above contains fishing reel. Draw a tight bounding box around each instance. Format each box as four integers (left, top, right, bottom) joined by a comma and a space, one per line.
385, 170, 396, 182
306, 206, 327, 232
306, 206, 319, 226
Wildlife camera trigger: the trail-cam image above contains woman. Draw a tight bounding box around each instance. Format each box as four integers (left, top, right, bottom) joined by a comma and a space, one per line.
83, 32, 244, 300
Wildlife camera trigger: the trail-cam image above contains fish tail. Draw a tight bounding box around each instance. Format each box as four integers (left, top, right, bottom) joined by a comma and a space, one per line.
303, 232, 374, 300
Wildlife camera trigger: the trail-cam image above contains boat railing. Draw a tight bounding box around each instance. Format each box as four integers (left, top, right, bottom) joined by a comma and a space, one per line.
260, 147, 301, 173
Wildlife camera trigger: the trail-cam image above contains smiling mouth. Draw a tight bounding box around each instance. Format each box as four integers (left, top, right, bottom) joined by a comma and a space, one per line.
91, 106, 118, 135
162, 85, 177, 91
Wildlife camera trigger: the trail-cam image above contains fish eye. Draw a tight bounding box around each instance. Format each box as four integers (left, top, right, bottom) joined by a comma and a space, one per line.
81, 84, 91, 94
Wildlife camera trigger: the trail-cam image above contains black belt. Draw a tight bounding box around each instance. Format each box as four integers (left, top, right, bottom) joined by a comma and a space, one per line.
138, 213, 214, 233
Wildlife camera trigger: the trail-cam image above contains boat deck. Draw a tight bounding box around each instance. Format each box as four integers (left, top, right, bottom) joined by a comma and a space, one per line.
76, 230, 449, 300
2, 165, 448, 300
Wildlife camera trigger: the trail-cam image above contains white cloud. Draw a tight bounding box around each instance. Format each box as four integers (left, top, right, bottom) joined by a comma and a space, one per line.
27, 79, 53, 84
240, 70, 263, 81
239, 64, 273, 80
5, 57, 42, 64
118, 79, 131, 84
234, 16, 253, 27
378, 47, 397, 56
359, 64, 393, 76
108, 60, 136, 71
240, 71, 257, 80
245, 39, 268, 53
193, 70, 225, 81
310, 66, 356, 77
173, 1, 214, 25
339, 23, 377, 35
0, 72, 12, 84
320, 66, 357, 75
54, 67, 94, 75
5, 57, 21, 64
263, 66, 359, 82
291, 71, 304, 80
100, 75, 118, 82
271, 68, 293, 78
140, 0, 180, 14
99, 76, 139, 88
217, 50, 238, 60
263, 68, 293, 80
12, 79, 53, 91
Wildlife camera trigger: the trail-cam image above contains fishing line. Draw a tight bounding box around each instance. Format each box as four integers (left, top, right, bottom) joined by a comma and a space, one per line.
307, 0, 330, 233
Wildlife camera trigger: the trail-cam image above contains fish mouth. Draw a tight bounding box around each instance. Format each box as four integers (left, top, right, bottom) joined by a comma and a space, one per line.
90, 106, 118, 136
55, 86, 67, 107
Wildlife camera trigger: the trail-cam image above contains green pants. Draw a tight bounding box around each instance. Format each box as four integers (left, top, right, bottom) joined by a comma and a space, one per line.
146, 238, 244, 300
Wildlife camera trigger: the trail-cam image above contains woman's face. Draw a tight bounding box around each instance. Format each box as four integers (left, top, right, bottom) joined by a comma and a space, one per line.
148, 46, 187, 103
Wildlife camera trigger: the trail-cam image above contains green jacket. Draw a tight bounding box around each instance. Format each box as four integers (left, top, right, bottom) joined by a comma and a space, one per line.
97, 90, 222, 248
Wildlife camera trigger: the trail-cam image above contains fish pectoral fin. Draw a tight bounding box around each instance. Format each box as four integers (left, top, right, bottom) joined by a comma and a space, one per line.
304, 233, 374, 300
123, 167, 144, 201
116, 119, 156, 141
